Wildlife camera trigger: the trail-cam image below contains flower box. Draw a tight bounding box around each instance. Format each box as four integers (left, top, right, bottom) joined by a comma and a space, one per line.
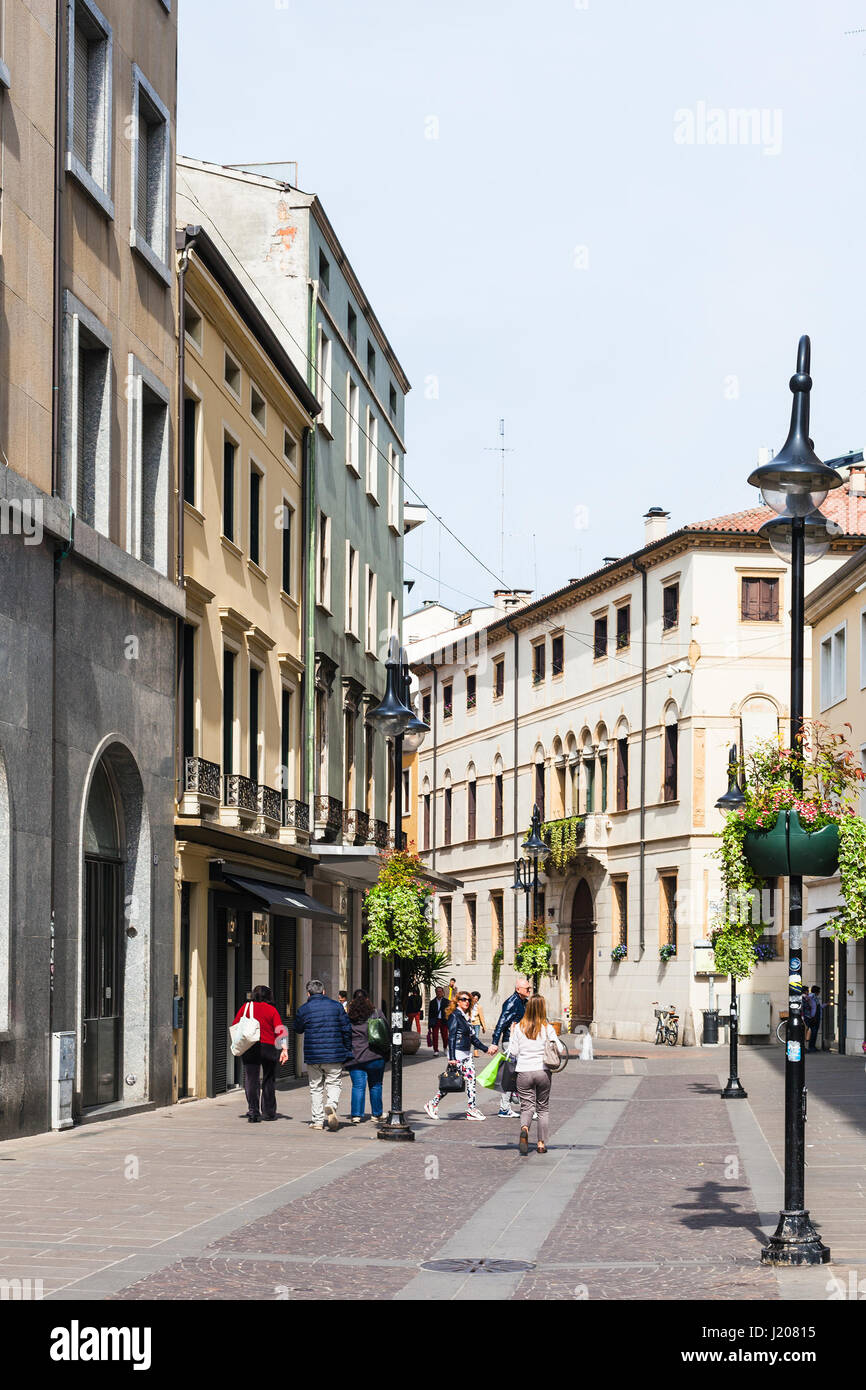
743, 810, 839, 878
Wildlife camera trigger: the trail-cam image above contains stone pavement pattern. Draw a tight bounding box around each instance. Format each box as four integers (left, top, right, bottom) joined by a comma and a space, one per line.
0, 1041, 862, 1300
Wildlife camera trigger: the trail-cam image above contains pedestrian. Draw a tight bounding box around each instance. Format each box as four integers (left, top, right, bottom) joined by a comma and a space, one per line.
469, 991, 487, 1042
491, 976, 533, 1117
293, 979, 353, 1131
406, 986, 422, 1033
424, 988, 486, 1122
507, 994, 565, 1154
346, 989, 388, 1124
338, 990, 349, 1011
232, 985, 289, 1123
447, 977, 457, 1001
804, 985, 822, 1052
428, 985, 449, 1055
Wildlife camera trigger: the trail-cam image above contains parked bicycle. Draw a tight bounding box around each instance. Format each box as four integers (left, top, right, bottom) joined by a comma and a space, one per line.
653, 1003, 679, 1047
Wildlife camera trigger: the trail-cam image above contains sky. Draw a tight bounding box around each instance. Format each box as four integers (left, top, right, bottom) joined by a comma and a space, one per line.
178, 0, 866, 612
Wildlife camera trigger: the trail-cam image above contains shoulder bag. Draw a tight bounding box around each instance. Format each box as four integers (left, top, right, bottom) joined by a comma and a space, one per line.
543, 1027, 568, 1072
367, 1014, 390, 1057
230, 1001, 260, 1057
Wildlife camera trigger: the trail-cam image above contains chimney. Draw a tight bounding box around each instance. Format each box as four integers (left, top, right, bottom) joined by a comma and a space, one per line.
643, 507, 670, 545
756, 446, 775, 468
849, 467, 866, 494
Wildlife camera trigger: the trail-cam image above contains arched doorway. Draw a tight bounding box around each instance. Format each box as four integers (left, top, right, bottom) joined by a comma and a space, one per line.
570, 878, 595, 1025
82, 761, 125, 1107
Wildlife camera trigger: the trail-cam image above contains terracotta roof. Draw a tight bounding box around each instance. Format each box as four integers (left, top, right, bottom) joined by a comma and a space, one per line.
690, 486, 866, 536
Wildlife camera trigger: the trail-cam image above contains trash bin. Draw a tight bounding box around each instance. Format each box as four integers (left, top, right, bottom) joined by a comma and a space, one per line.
702, 1009, 719, 1046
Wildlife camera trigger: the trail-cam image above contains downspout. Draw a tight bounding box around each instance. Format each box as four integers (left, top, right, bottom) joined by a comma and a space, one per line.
175, 228, 196, 805
506, 616, 520, 959
304, 281, 318, 811
633, 558, 648, 954
301, 423, 314, 805
431, 663, 438, 869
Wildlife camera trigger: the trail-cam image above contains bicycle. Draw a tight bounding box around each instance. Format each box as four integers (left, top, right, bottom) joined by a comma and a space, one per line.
653, 1003, 679, 1047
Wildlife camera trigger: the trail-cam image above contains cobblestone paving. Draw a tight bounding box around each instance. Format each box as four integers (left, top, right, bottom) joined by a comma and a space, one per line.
113, 1257, 413, 1301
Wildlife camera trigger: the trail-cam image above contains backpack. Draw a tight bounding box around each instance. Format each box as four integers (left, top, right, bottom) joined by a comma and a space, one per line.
367, 1014, 390, 1057
802, 993, 817, 1024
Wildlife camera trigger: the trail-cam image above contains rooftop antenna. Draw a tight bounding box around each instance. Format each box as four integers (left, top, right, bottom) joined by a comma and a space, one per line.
485, 418, 515, 580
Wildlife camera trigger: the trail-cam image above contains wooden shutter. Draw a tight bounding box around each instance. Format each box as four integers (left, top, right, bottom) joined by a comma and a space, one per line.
617, 605, 630, 648
494, 774, 503, 836
664, 585, 678, 629
616, 737, 628, 811
444, 788, 452, 844
761, 578, 779, 621
664, 724, 678, 801
73, 20, 89, 165
535, 763, 545, 820
467, 780, 476, 840
741, 578, 760, 620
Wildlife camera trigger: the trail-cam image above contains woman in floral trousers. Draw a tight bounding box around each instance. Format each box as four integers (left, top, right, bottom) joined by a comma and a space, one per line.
424, 990, 487, 1121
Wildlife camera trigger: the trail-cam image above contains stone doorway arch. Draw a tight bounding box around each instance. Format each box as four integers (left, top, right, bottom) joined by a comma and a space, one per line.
570, 878, 595, 1025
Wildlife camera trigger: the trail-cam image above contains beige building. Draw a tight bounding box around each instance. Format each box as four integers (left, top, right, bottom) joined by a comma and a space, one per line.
173, 226, 336, 1100
804, 532, 866, 1055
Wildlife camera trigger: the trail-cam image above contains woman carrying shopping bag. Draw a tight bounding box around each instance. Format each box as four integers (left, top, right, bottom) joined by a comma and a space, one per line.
507, 994, 566, 1154
423, 989, 487, 1121
231, 986, 289, 1122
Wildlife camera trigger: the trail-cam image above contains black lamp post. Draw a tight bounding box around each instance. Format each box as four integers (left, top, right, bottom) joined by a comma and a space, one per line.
512, 805, 546, 987
367, 637, 428, 1143
748, 335, 838, 1266
715, 745, 748, 1101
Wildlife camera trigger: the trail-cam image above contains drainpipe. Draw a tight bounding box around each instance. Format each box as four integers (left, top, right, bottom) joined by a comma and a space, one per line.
506, 616, 520, 958
431, 663, 438, 870
175, 227, 197, 806
633, 558, 648, 954
304, 282, 318, 812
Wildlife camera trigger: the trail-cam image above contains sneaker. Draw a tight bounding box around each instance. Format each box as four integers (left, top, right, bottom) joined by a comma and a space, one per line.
519, 1125, 529, 1155
372, 1115, 383, 1123
497, 1107, 519, 1118
325, 1105, 339, 1132
351, 1116, 362, 1125
466, 1106, 486, 1121
424, 1101, 440, 1120
310, 1122, 324, 1131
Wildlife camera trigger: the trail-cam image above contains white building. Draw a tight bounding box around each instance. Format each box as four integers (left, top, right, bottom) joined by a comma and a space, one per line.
411, 492, 866, 1045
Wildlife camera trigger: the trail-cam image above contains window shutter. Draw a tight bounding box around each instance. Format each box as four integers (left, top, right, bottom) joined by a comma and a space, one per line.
664, 724, 678, 801
742, 578, 759, 620
73, 23, 90, 165
664, 585, 678, 628
617, 738, 628, 810
761, 578, 779, 621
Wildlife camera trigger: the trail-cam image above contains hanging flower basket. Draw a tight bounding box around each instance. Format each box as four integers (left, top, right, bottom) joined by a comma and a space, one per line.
515, 921, 552, 978
659, 944, 677, 963
743, 810, 839, 878
610, 943, 627, 962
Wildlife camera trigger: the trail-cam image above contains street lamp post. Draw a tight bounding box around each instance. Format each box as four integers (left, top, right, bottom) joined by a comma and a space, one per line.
512, 805, 546, 988
748, 334, 837, 1266
715, 745, 748, 1101
366, 638, 428, 1144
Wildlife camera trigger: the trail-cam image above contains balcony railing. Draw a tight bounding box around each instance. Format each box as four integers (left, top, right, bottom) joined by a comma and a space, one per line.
282, 798, 309, 832
343, 808, 369, 844
184, 757, 221, 801
224, 773, 257, 814
314, 795, 343, 841
257, 784, 282, 824
371, 818, 390, 850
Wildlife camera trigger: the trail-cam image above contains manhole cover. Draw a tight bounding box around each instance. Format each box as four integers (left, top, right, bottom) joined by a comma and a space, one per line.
420, 1258, 534, 1274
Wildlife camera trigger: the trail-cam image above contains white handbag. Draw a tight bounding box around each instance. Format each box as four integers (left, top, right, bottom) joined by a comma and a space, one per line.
230, 1001, 260, 1057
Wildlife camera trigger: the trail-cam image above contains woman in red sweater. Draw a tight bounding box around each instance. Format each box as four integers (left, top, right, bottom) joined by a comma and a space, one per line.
232, 985, 289, 1122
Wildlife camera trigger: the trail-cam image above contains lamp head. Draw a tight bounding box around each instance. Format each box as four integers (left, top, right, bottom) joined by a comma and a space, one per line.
366, 640, 413, 738
715, 744, 746, 812
758, 508, 841, 565
522, 803, 547, 857
747, 337, 843, 516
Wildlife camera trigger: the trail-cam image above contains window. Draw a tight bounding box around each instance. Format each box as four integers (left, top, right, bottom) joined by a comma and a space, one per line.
494, 771, 504, 836
344, 708, 356, 806
491, 892, 504, 955
224, 351, 240, 396
593, 616, 608, 659
617, 604, 630, 650
131, 65, 171, 280
532, 642, 545, 685
494, 656, 505, 700
222, 437, 236, 542
346, 544, 359, 637
281, 501, 293, 595
440, 898, 452, 955
467, 775, 477, 841
367, 342, 376, 383
317, 512, 331, 609
663, 720, 678, 802
346, 377, 360, 473
663, 582, 679, 631
402, 767, 410, 816
861, 611, 866, 691
465, 897, 477, 962
388, 446, 401, 530
183, 395, 198, 506
184, 299, 202, 351
535, 761, 545, 821
280, 688, 292, 798
318, 249, 329, 293
551, 633, 564, 677
660, 874, 677, 950
347, 304, 357, 352
389, 593, 399, 641
67, 0, 113, 215
444, 787, 452, 845
599, 743, 608, 811
466, 673, 477, 710
585, 752, 595, 814
820, 624, 846, 709
443, 682, 453, 720
364, 727, 375, 815
423, 791, 431, 850
616, 736, 628, 811
126, 355, 169, 573
182, 623, 196, 761
365, 410, 378, 500
250, 383, 266, 431
283, 430, 298, 468
741, 576, 779, 622
316, 328, 333, 433
422, 691, 431, 725
222, 649, 236, 774
249, 466, 261, 565
389, 383, 398, 419
249, 667, 261, 783
61, 292, 111, 535
613, 878, 628, 951
365, 567, 378, 654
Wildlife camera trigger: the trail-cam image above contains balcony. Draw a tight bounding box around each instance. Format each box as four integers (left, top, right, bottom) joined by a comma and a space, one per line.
371, 818, 390, 850
220, 773, 257, 828
280, 796, 310, 847
343, 808, 369, 845
179, 757, 221, 816
257, 784, 282, 832
314, 795, 343, 842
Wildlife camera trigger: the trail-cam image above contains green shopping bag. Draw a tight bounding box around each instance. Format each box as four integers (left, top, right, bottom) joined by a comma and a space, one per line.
478, 1052, 506, 1089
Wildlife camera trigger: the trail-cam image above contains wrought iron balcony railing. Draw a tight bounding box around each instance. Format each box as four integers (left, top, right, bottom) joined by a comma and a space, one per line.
224, 774, 257, 814
184, 756, 221, 801
282, 797, 310, 832
257, 784, 282, 824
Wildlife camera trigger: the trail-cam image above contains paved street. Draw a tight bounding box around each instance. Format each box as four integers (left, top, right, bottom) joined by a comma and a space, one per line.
1, 1041, 864, 1301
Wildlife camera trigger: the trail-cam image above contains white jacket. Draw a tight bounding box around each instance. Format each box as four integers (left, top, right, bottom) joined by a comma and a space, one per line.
507, 1021, 564, 1073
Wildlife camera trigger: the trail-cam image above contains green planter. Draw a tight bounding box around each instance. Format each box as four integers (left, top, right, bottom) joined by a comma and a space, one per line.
743, 810, 839, 878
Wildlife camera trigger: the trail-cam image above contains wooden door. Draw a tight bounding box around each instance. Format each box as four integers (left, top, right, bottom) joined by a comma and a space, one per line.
570, 878, 595, 1025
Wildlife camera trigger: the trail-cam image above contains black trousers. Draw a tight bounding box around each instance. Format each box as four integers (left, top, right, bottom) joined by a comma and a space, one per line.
243, 1043, 279, 1117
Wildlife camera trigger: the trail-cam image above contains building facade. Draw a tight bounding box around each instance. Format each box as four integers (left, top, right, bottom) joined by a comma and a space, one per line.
0, 0, 180, 1136
412, 494, 866, 1046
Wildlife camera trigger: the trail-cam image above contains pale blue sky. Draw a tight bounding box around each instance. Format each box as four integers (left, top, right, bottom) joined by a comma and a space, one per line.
178, 0, 866, 609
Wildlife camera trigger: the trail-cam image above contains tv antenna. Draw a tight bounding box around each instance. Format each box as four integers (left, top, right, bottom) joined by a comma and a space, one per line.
484, 418, 515, 580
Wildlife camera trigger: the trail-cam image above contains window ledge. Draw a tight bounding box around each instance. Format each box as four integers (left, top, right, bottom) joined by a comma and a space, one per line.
248, 559, 268, 583
184, 500, 205, 526
281, 590, 299, 613
130, 229, 172, 287
221, 535, 243, 561
345, 630, 361, 643
318, 421, 334, 442
315, 601, 333, 616
0, 59, 10, 91
388, 520, 400, 534
366, 489, 380, 506
65, 155, 114, 219
346, 460, 361, 478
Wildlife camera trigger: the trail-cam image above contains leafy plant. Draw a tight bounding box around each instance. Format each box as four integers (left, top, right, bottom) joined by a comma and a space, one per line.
363, 849, 436, 959
533, 816, 584, 873
405, 947, 450, 995
610, 943, 627, 962
491, 947, 504, 992
659, 944, 677, 963
515, 920, 552, 979
710, 922, 762, 979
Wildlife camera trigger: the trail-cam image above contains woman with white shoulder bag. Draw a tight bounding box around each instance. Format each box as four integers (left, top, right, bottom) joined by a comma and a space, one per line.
507, 994, 566, 1155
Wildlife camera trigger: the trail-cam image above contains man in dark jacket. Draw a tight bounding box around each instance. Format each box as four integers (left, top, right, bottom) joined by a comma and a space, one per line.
428, 986, 449, 1055
294, 980, 353, 1130
491, 977, 532, 1117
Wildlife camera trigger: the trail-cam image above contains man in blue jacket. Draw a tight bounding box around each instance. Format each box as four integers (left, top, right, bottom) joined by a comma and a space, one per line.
491, 977, 532, 1118
294, 979, 353, 1130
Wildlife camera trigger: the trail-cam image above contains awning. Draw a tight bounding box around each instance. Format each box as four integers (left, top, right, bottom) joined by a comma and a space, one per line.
312, 846, 462, 890
222, 872, 345, 923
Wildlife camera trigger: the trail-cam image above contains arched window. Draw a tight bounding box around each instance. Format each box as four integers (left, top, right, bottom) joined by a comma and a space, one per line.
580, 729, 594, 813
466, 763, 477, 842
533, 744, 546, 821
565, 733, 578, 815
615, 719, 630, 812
552, 738, 565, 817
422, 776, 431, 851
493, 754, 504, 837
596, 724, 609, 813
443, 770, 452, 846
663, 702, 678, 802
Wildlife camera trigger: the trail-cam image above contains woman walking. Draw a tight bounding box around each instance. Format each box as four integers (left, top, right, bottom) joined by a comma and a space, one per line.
346, 989, 388, 1124
424, 989, 486, 1121
469, 991, 487, 1047
232, 986, 288, 1123
507, 994, 565, 1154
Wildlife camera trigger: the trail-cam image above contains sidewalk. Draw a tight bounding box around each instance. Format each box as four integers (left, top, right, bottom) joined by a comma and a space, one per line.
0, 1041, 861, 1300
